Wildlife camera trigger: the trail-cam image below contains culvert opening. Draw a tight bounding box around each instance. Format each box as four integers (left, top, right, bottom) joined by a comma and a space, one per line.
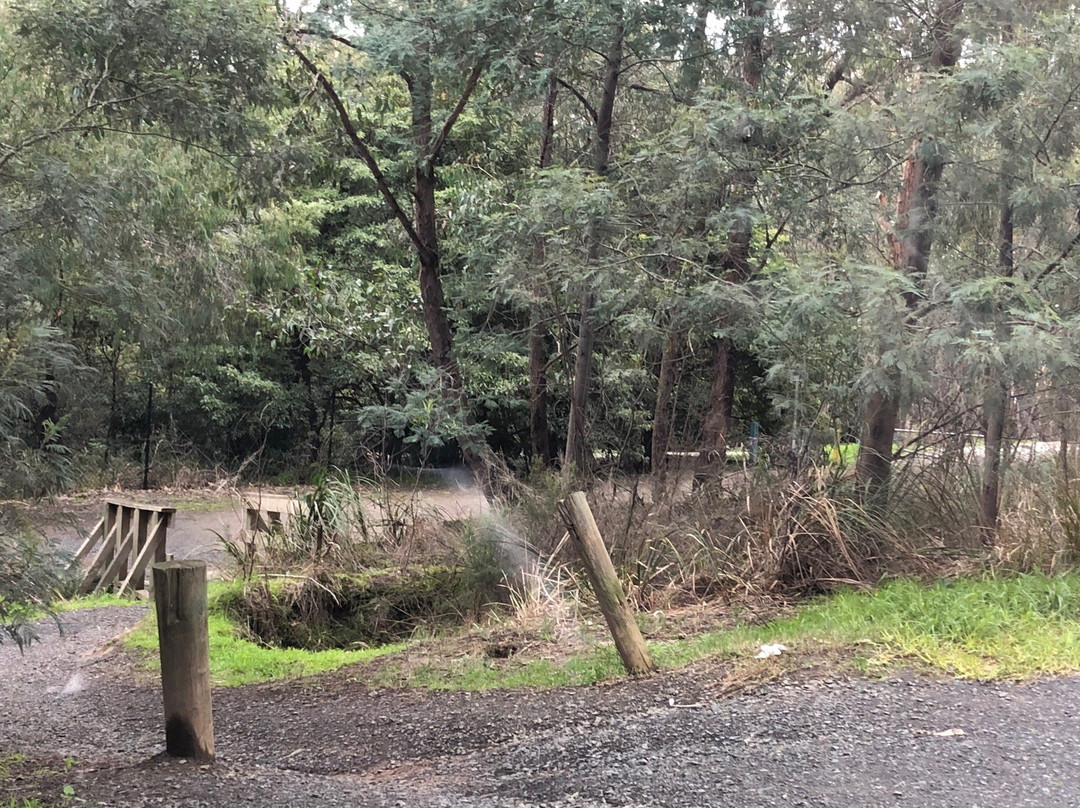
218, 567, 487, 651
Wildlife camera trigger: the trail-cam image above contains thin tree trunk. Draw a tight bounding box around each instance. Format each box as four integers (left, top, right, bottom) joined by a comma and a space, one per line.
105, 348, 120, 466
528, 306, 551, 466
697, 0, 763, 480
979, 380, 1007, 544
855, 0, 965, 500
565, 16, 624, 472
289, 326, 318, 465
978, 199, 1014, 544
326, 388, 336, 469
529, 70, 558, 468
976, 13, 1016, 545
698, 336, 738, 479
651, 328, 682, 477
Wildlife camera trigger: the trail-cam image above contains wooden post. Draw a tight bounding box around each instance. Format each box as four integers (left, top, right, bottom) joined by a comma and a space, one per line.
133, 510, 151, 590
152, 561, 215, 761
118, 505, 133, 583
558, 491, 655, 676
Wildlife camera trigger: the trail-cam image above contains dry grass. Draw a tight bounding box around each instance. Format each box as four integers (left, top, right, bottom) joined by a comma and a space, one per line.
513, 462, 950, 610
997, 459, 1080, 573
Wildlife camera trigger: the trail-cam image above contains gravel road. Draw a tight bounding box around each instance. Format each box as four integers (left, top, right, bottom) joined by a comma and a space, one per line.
3, 607, 1080, 807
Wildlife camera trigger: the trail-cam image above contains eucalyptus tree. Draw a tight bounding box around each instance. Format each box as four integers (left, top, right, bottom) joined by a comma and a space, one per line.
282, 0, 534, 483
926, 3, 1080, 538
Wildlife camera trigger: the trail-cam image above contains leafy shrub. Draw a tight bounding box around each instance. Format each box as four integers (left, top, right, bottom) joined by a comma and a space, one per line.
0, 519, 73, 648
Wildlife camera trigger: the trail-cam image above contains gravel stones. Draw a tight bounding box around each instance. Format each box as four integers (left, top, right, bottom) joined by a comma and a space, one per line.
4, 608, 1080, 807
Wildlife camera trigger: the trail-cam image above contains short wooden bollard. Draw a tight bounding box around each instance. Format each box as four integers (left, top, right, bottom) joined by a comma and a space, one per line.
151, 560, 215, 761
558, 491, 655, 676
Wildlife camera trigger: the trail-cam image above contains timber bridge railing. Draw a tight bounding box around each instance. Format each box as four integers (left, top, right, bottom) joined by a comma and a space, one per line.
73, 501, 176, 595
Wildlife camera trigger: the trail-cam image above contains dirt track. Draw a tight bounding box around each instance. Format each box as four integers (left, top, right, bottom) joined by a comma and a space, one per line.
4, 607, 1080, 807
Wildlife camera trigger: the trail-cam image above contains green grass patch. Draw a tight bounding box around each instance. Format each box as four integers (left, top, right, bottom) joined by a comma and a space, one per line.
823, 441, 859, 465
125, 612, 403, 687
116, 573, 1080, 691
660, 572, 1080, 682
123, 580, 404, 687
54, 592, 139, 612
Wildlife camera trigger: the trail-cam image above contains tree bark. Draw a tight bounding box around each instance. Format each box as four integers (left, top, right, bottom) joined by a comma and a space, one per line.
855, 389, 899, 495
289, 34, 493, 484
697, 0, 764, 480
978, 378, 1007, 544
289, 325, 318, 464
528, 306, 551, 466
406, 54, 492, 479
699, 336, 737, 479
529, 70, 558, 468
651, 328, 682, 476
564, 16, 624, 472
855, 0, 965, 499
977, 199, 1014, 544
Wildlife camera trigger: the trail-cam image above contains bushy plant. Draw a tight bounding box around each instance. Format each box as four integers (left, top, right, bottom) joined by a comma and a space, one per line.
0, 519, 73, 648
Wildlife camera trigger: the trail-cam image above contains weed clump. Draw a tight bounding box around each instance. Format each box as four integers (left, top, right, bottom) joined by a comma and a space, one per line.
219, 567, 483, 651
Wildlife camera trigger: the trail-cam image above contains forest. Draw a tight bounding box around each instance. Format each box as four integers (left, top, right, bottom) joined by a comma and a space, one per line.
6, 0, 1080, 612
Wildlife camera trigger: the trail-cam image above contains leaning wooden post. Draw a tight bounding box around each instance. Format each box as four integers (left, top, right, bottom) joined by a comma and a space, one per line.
151, 560, 215, 761
558, 491, 655, 676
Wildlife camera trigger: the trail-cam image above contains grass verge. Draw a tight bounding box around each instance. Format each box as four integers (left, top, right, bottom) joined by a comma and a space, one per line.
372, 572, 1080, 690
96, 572, 1080, 691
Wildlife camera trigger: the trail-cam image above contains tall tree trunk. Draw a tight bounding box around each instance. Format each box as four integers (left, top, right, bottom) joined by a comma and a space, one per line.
105, 346, 120, 466
564, 16, 624, 472
529, 70, 558, 468
855, 0, 965, 499
528, 307, 551, 466
976, 11, 1016, 545
977, 199, 1014, 544
651, 327, 682, 477
697, 0, 764, 481
289, 31, 493, 484
700, 335, 739, 475
409, 60, 487, 477
856, 390, 900, 493
289, 326, 318, 465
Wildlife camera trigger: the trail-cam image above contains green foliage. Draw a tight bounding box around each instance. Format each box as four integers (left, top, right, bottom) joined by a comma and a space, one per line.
217, 566, 489, 651
0, 521, 73, 649
19, 0, 279, 149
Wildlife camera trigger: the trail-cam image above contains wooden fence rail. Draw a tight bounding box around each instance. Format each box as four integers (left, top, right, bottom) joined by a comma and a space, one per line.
74, 501, 175, 595
242, 494, 301, 535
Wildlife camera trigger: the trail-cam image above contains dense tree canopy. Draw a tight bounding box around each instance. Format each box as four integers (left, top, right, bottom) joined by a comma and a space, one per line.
3, 0, 1080, 554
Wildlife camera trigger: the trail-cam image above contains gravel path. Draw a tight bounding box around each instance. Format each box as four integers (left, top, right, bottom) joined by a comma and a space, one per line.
3, 608, 1080, 807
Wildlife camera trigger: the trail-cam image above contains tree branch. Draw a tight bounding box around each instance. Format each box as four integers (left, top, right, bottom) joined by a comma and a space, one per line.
1031, 218, 1080, 287
429, 61, 484, 160
296, 28, 359, 51
285, 39, 429, 260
